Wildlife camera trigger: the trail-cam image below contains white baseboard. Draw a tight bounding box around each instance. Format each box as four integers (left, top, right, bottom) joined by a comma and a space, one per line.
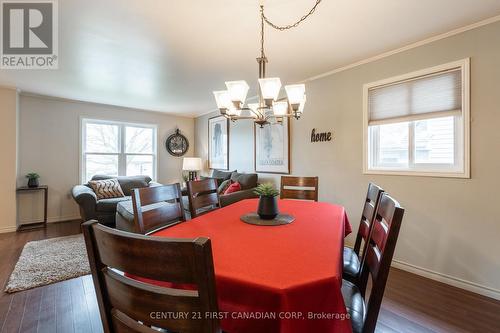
47, 215, 81, 223
392, 260, 500, 301
15, 215, 82, 229
344, 244, 500, 301
0, 226, 17, 233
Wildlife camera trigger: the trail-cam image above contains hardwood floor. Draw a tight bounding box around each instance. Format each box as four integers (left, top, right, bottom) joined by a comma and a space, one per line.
1, 220, 499, 333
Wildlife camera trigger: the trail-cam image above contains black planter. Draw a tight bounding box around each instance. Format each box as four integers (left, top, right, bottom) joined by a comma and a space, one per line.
257, 195, 279, 220
27, 178, 39, 188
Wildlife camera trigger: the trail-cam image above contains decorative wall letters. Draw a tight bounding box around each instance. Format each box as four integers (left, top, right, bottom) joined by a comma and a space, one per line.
310, 128, 332, 142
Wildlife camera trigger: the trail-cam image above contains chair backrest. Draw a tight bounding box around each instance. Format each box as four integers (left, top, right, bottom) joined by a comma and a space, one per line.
358, 193, 405, 333
187, 178, 220, 218
280, 176, 319, 201
82, 220, 221, 333
131, 184, 185, 234
353, 183, 384, 256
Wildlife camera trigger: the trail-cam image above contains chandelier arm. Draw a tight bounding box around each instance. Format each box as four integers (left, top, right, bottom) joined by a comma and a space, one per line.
261, 0, 322, 31
228, 116, 259, 121
239, 107, 262, 119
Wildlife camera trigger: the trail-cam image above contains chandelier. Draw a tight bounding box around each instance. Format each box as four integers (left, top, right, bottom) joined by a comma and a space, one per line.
212, 1, 322, 127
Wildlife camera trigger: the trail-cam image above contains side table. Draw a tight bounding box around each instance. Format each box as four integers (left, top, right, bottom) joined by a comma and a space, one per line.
16, 185, 48, 231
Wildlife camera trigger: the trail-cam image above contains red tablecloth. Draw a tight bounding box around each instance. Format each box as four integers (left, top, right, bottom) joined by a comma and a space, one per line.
145, 199, 352, 333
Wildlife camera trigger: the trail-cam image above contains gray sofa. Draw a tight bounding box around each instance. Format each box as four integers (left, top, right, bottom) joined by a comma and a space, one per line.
182, 170, 259, 216
218, 171, 259, 207
72, 175, 159, 227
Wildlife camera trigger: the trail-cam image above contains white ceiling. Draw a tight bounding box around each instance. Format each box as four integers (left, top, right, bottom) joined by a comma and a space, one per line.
2, 0, 500, 117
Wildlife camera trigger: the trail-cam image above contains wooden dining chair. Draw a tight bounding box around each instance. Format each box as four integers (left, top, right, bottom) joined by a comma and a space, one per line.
131, 183, 186, 234
280, 176, 319, 201
82, 220, 221, 333
343, 183, 384, 284
341, 193, 405, 333
187, 178, 220, 218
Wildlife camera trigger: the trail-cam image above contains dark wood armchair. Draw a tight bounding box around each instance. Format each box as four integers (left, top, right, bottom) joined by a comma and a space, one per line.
131, 184, 185, 234
343, 183, 384, 284
82, 220, 221, 333
341, 193, 405, 333
186, 178, 220, 218
280, 176, 319, 201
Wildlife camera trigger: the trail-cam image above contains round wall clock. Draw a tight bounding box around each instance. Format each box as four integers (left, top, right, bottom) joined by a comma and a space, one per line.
166, 129, 189, 156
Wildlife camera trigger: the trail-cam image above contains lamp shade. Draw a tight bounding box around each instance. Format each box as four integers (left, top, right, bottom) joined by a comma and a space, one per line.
213, 90, 232, 110
225, 80, 250, 104
182, 157, 202, 171
258, 77, 282, 101
298, 95, 307, 113
272, 101, 289, 116
285, 84, 306, 105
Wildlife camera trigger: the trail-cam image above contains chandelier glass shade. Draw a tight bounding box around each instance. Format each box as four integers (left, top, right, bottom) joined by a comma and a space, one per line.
212, 1, 321, 126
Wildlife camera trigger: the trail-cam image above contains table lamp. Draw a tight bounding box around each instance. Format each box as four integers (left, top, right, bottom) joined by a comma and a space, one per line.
182, 157, 202, 181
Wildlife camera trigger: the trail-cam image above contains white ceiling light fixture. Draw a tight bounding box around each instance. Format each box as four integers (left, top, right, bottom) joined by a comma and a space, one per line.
213, 0, 322, 126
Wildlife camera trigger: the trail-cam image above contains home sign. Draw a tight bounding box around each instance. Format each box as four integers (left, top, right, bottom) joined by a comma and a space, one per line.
310, 128, 333, 142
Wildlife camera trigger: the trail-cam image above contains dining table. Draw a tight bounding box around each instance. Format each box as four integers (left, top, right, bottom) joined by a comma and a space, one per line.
146, 198, 353, 333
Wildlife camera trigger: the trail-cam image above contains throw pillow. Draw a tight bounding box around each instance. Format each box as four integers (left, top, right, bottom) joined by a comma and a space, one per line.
224, 181, 241, 195
89, 178, 125, 200
218, 179, 232, 194
91, 175, 151, 196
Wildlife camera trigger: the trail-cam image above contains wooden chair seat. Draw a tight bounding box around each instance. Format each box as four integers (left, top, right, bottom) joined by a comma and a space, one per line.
341, 279, 366, 333
343, 247, 361, 281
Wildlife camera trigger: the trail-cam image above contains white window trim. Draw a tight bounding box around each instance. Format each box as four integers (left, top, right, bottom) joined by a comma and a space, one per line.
362, 58, 470, 178
79, 117, 158, 184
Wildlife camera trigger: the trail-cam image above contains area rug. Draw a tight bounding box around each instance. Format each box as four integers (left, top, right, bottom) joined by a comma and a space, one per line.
5, 234, 90, 293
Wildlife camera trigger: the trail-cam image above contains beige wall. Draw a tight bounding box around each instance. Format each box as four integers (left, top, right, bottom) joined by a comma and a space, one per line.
0, 88, 19, 233
18, 95, 194, 224
195, 21, 500, 298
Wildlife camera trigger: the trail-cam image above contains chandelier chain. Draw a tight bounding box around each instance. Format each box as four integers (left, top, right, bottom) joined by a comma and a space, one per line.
261, 0, 322, 31
260, 5, 265, 58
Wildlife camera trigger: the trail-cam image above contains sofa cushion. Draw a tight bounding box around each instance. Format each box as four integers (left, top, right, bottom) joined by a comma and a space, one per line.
89, 179, 125, 200
91, 175, 152, 196
230, 172, 258, 190
211, 169, 235, 181
96, 196, 131, 212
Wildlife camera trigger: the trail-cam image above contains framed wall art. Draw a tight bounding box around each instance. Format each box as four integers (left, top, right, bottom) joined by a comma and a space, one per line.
208, 115, 229, 170
254, 118, 290, 174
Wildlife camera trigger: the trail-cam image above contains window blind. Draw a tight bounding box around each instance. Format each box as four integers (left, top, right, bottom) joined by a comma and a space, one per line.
368, 69, 462, 125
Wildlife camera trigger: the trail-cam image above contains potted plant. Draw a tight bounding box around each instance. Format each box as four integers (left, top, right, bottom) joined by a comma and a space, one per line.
254, 183, 280, 220
26, 172, 40, 188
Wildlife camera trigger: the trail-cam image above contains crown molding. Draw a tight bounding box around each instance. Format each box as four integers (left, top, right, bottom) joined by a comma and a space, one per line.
302, 14, 500, 83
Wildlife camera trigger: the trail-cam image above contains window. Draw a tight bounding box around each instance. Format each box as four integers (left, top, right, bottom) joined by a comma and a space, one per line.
81, 119, 157, 183
363, 59, 470, 178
